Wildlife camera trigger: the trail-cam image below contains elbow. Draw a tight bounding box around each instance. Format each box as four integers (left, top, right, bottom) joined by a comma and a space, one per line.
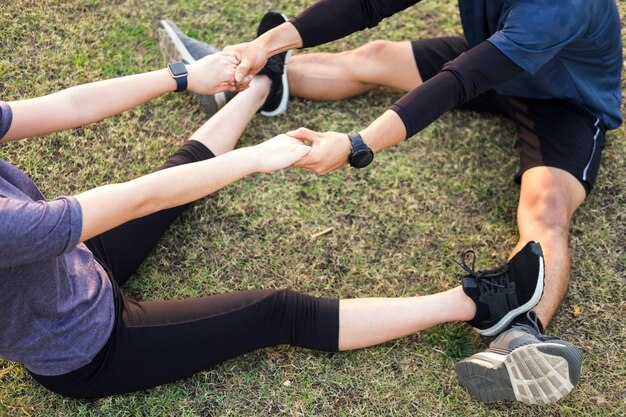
65, 86, 91, 127
117, 180, 161, 220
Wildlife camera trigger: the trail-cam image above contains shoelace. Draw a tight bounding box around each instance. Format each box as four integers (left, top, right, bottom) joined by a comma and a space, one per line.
511, 311, 559, 341
454, 250, 511, 293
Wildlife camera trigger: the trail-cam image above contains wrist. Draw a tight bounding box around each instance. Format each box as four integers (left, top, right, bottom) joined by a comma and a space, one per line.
238, 146, 264, 173
257, 22, 303, 57
166, 62, 189, 93
158, 68, 179, 93
359, 128, 381, 153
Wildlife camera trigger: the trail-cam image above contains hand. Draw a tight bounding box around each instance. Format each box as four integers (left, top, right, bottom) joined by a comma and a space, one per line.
224, 42, 269, 91
287, 128, 352, 175
250, 134, 312, 173
186, 51, 239, 95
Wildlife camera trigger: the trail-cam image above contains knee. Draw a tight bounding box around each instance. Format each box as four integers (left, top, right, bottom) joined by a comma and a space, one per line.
521, 189, 571, 235
351, 40, 395, 63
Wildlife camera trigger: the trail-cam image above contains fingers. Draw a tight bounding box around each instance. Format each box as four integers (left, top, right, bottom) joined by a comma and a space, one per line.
286, 127, 322, 143
235, 59, 251, 83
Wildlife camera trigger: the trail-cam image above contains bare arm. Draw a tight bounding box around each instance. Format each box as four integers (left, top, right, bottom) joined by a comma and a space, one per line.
290, 42, 522, 175
225, 0, 420, 89
1, 52, 239, 143
75, 135, 310, 241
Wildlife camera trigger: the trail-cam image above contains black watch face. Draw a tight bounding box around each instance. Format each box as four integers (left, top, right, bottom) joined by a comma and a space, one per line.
351, 150, 374, 168
169, 62, 187, 77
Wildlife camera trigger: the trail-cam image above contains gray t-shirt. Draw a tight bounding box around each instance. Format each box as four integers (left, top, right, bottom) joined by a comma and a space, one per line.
0, 102, 114, 376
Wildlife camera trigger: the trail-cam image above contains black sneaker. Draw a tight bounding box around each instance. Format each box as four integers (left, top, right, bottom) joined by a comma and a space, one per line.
459, 241, 545, 336
156, 20, 233, 114
256, 11, 291, 116
455, 312, 583, 405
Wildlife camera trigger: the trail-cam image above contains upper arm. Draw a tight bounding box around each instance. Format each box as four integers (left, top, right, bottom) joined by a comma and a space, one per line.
488, 0, 587, 74
0, 196, 83, 268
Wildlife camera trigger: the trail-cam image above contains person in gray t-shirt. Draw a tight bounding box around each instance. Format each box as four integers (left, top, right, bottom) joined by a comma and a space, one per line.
1, 27, 546, 402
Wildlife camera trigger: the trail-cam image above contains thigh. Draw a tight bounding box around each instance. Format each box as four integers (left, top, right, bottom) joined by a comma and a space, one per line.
32, 288, 339, 399
85, 140, 215, 285
509, 98, 606, 195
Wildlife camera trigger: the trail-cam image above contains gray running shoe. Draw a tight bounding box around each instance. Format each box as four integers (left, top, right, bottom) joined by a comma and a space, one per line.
156, 19, 232, 114
455, 312, 583, 405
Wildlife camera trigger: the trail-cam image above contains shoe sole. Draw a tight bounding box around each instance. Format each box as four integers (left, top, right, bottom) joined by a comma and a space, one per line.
477, 255, 545, 336
260, 12, 290, 117
455, 342, 582, 405
156, 20, 221, 115
157, 20, 195, 64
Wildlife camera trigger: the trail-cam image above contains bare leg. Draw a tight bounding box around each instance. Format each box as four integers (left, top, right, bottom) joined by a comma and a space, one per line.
338, 286, 476, 350
509, 167, 586, 328
189, 75, 271, 155
289, 40, 422, 101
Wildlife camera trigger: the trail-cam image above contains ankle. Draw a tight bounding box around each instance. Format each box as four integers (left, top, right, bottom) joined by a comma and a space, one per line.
452, 286, 477, 321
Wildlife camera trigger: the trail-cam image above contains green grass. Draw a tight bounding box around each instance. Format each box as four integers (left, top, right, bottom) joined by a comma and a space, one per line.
1, 0, 625, 415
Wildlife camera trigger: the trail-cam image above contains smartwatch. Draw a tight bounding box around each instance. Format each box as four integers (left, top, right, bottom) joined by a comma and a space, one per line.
167, 62, 188, 93
347, 131, 374, 169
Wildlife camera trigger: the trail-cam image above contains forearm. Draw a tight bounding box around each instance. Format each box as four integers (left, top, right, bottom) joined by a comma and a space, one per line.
3, 68, 176, 142
254, 22, 303, 58
291, 0, 420, 48
75, 148, 257, 241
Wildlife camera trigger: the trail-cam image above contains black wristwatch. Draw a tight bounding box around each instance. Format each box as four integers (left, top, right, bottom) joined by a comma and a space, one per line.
167, 62, 188, 93
347, 131, 374, 169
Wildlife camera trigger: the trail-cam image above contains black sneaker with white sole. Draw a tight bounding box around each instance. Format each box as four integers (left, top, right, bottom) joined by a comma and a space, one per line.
459, 241, 545, 337
256, 11, 291, 116
455, 311, 583, 405
156, 19, 233, 115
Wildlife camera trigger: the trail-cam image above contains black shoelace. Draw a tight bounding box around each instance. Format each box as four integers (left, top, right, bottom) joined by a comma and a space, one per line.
511, 312, 557, 341
454, 250, 511, 293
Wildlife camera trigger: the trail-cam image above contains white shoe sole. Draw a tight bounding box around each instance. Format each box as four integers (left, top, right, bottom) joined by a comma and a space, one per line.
260, 12, 291, 117
477, 255, 545, 337
455, 342, 582, 405
157, 20, 195, 64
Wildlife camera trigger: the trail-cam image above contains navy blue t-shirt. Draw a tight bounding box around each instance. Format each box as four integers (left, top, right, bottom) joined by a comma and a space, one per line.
461, 0, 623, 129
292, 0, 623, 130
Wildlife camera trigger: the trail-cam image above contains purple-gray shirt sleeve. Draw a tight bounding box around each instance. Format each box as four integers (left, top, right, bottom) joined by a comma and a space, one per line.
0, 196, 83, 268
0, 101, 13, 140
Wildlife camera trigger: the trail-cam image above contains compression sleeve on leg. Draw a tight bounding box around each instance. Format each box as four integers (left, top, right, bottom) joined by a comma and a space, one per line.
390, 40, 523, 138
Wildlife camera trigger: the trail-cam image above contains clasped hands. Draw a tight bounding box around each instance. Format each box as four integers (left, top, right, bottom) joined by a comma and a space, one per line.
186, 48, 352, 176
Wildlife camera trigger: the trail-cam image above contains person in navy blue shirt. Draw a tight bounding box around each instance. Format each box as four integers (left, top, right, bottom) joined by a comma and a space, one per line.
223, 0, 623, 405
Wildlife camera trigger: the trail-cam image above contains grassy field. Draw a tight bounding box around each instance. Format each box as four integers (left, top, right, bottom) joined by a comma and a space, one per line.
1, 0, 625, 416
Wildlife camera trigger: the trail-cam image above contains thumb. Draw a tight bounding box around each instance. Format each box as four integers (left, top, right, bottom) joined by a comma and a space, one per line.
292, 143, 312, 159
286, 127, 321, 143
235, 59, 251, 82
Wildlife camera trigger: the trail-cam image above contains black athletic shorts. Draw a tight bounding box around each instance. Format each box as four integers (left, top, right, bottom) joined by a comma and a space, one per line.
411, 37, 606, 194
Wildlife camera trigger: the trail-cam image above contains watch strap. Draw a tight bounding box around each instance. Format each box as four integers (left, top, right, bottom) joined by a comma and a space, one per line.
347, 131, 368, 154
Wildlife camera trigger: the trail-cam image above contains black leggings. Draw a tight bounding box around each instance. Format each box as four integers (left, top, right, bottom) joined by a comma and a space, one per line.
31, 141, 340, 399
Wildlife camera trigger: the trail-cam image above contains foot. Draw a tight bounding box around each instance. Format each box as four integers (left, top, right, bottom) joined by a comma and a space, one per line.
256, 11, 291, 117
156, 19, 232, 114
459, 241, 545, 336
455, 312, 583, 405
